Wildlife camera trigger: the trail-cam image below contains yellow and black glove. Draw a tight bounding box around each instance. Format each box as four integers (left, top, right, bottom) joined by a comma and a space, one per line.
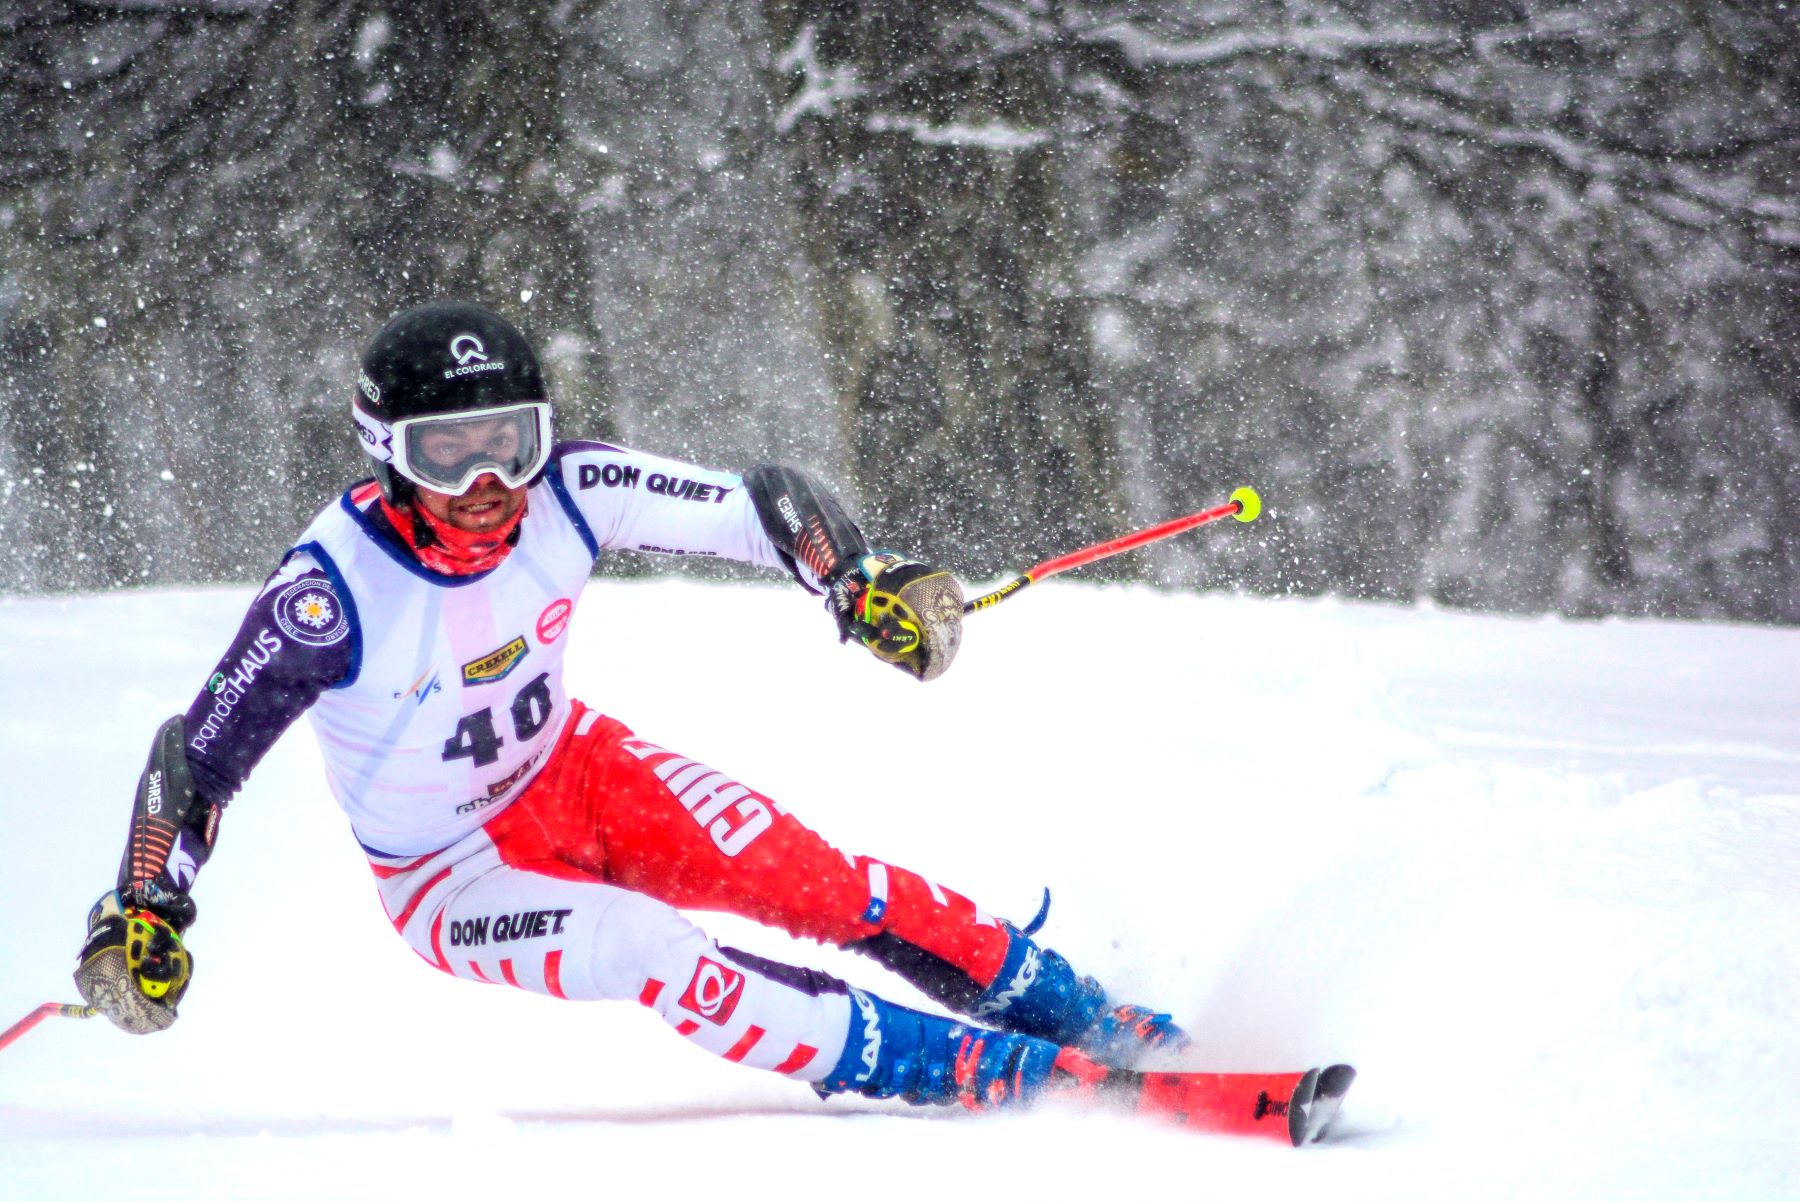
829, 552, 965, 682
73, 891, 193, 1034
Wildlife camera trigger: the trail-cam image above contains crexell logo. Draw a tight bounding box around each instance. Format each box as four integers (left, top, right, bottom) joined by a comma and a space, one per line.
444, 332, 505, 379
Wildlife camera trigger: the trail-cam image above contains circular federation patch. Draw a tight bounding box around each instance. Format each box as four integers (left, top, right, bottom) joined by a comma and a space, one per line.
537, 597, 573, 644
275, 577, 350, 647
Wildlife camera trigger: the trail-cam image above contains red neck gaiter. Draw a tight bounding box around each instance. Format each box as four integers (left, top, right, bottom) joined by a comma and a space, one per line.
379, 495, 526, 576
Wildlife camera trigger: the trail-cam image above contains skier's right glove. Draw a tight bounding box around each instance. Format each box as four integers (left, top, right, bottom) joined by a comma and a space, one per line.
73, 891, 193, 1034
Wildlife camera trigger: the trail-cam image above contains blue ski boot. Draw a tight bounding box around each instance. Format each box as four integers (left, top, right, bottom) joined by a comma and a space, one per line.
971, 924, 1190, 1068
815, 988, 1063, 1110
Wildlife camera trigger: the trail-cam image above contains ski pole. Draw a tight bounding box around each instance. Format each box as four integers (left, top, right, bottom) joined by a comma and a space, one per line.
0, 1003, 98, 1053
964, 486, 1262, 614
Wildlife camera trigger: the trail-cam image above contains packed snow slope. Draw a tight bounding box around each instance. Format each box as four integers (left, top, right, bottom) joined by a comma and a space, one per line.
2, 579, 1797, 1201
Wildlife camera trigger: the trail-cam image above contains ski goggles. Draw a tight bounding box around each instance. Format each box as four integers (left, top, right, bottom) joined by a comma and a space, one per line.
355, 402, 553, 496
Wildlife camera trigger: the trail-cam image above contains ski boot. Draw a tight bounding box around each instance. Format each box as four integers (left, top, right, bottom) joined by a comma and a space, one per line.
815, 989, 1063, 1110
971, 924, 1190, 1068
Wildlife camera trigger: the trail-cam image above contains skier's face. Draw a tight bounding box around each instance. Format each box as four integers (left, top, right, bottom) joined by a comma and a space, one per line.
414, 471, 527, 533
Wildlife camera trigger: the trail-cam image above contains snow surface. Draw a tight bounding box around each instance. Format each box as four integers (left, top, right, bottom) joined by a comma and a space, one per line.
3, 579, 1797, 1200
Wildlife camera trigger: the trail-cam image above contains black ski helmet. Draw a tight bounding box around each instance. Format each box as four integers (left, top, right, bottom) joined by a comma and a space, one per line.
353, 302, 551, 502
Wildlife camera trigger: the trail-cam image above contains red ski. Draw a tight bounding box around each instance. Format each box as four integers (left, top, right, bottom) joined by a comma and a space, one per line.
1056, 1051, 1357, 1146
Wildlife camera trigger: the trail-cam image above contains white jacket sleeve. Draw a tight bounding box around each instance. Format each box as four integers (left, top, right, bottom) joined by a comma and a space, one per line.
553, 441, 788, 572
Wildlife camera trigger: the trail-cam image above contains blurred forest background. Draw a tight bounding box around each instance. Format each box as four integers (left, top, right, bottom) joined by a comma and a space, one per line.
2, 1, 1795, 620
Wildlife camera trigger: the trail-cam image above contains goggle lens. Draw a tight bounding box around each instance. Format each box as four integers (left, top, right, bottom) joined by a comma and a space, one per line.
395, 404, 549, 495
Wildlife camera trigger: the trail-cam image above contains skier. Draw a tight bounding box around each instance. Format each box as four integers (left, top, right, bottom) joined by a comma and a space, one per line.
73, 302, 1186, 1111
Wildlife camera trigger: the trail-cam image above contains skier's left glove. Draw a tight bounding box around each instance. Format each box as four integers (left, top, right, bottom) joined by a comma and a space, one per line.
73, 891, 193, 1034
828, 551, 965, 682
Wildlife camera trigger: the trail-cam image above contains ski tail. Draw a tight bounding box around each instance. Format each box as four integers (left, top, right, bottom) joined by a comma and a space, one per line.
1057, 1050, 1357, 1146
1305, 1063, 1357, 1144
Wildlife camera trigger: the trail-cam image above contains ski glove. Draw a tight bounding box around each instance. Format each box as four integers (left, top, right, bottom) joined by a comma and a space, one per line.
74, 891, 192, 1034
828, 552, 964, 682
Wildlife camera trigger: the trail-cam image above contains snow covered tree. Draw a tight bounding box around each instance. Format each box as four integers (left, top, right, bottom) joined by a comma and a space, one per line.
1, 1, 1794, 619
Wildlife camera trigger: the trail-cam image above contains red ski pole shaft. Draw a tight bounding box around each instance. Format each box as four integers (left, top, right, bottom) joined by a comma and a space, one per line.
964, 486, 1262, 614
0, 1003, 97, 1053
